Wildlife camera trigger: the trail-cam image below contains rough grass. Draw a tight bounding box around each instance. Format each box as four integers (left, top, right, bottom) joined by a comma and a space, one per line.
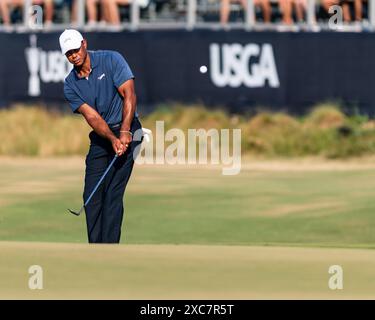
0, 105, 91, 156
2, 103, 375, 158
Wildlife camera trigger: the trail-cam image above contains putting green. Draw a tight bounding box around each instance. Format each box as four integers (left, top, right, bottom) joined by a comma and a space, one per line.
0, 241, 374, 299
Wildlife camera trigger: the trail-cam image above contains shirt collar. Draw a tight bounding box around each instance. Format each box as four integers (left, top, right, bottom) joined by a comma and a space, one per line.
88, 51, 98, 69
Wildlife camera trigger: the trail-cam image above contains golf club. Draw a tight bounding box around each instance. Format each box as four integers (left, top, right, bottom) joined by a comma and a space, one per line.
68, 154, 119, 216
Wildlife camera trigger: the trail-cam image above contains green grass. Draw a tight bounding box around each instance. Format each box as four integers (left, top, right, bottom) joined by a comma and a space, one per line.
1, 242, 375, 299
1, 157, 375, 248
2, 157, 375, 299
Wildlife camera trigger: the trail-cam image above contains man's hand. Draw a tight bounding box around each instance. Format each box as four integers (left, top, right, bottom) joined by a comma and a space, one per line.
111, 137, 125, 156
78, 104, 124, 155
120, 131, 133, 152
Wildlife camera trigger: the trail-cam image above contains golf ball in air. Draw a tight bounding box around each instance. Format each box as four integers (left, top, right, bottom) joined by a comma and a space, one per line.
200, 65, 208, 73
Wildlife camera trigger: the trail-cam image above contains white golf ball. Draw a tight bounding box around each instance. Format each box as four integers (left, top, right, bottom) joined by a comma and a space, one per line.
200, 65, 208, 73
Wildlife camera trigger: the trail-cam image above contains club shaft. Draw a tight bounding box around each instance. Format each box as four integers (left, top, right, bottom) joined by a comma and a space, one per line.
84, 154, 118, 207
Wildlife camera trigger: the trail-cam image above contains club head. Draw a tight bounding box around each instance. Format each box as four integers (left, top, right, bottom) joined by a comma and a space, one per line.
68, 208, 81, 216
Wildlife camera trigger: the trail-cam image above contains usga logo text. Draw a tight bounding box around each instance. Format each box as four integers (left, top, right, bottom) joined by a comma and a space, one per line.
210, 43, 280, 88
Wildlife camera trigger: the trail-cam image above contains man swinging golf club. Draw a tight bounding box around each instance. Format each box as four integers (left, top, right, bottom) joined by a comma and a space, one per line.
60, 29, 143, 243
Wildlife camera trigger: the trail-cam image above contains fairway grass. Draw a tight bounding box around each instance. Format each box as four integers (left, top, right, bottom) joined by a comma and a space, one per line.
0, 242, 374, 299
1, 157, 375, 247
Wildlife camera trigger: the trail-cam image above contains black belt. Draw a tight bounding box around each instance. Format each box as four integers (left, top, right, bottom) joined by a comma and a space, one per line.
108, 117, 138, 130
109, 123, 122, 130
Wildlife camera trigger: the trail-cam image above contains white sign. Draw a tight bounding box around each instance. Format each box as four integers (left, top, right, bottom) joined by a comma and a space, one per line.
210, 43, 280, 88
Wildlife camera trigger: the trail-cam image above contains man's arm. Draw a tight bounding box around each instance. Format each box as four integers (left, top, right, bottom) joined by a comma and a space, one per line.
118, 79, 136, 149
118, 79, 136, 132
78, 103, 124, 156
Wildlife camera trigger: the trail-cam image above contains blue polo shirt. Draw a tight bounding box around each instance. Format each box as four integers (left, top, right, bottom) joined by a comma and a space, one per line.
64, 50, 138, 125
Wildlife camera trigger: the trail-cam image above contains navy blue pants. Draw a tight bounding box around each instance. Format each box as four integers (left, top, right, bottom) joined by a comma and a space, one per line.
83, 117, 142, 243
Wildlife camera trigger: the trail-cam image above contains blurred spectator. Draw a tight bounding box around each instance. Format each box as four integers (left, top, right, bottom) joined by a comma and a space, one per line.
321, 0, 363, 22
220, 0, 271, 25
0, 0, 54, 25
294, 0, 306, 22
104, 0, 149, 25
278, 0, 292, 24
105, 0, 129, 24
71, 0, 108, 26
278, 0, 306, 24
279, 0, 307, 25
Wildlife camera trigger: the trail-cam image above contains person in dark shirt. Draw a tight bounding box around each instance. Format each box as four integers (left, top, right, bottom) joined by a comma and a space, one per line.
61, 29, 143, 243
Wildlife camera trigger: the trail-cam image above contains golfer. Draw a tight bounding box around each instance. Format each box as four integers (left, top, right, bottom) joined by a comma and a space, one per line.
60, 29, 142, 244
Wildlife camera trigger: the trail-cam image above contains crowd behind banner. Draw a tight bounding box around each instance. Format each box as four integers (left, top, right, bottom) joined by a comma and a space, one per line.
0, 0, 369, 29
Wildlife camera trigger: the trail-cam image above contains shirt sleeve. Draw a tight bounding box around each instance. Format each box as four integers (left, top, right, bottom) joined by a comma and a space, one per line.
111, 51, 135, 89
64, 83, 85, 114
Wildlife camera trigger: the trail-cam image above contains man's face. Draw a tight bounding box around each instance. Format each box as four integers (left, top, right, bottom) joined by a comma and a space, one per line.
65, 40, 87, 67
